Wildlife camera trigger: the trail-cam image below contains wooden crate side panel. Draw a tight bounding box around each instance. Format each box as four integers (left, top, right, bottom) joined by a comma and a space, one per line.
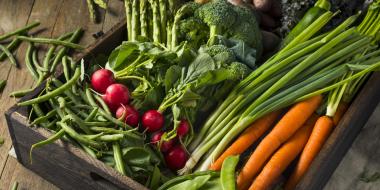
7, 112, 146, 190
296, 73, 380, 190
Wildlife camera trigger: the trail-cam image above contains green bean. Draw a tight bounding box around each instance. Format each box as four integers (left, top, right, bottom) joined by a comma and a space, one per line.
16, 36, 84, 50
98, 134, 124, 142
11, 181, 19, 190
50, 28, 83, 72
18, 67, 80, 106
62, 109, 92, 135
58, 121, 103, 148
0, 80, 6, 92
0, 44, 17, 67
93, 93, 112, 115
62, 56, 70, 81
0, 21, 40, 41
31, 109, 57, 125
9, 88, 36, 98
0, 38, 21, 61
85, 108, 99, 122
44, 119, 58, 129
220, 155, 239, 190
101, 156, 115, 167
113, 142, 126, 175
32, 49, 47, 72
84, 88, 130, 128
29, 129, 65, 163
84, 121, 112, 127
51, 78, 82, 105
83, 133, 104, 140
86, 0, 97, 23
25, 43, 39, 80
89, 127, 141, 140
79, 142, 98, 159
93, 0, 107, 9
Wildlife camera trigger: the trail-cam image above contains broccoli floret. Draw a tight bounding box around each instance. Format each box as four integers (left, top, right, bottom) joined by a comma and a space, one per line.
203, 45, 236, 63
195, 0, 237, 45
227, 62, 251, 80
178, 17, 209, 50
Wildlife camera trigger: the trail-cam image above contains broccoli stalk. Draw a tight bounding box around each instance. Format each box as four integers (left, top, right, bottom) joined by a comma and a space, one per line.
172, 2, 200, 48
148, 0, 161, 43
124, 0, 133, 40
131, 0, 140, 41
140, 0, 148, 38
159, 0, 167, 43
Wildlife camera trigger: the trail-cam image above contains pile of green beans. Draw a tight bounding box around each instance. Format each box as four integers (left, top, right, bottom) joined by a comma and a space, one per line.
23, 56, 147, 176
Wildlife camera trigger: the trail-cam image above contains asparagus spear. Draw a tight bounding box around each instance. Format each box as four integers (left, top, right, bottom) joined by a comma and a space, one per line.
159, 0, 167, 43
131, 0, 140, 41
124, 0, 133, 40
148, 0, 161, 43
140, 0, 148, 38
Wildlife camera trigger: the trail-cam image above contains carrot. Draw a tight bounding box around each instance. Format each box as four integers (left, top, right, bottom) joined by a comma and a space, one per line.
284, 116, 334, 190
249, 117, 316, 190
332, 102, 349, 126
209, 111, 281, 171
237, 95, 322, 190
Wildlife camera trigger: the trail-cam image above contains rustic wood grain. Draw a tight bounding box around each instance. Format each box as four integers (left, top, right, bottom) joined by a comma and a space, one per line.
0, 0, 126, 189
0, 0, 36, 182
103, 0, 126, 32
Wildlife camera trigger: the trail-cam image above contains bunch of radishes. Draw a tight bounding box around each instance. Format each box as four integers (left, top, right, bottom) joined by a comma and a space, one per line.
91, 69, 189, 170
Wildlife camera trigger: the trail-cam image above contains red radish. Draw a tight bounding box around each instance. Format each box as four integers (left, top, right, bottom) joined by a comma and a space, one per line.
103, 84, 130, 111
91, 69, 115, 94
151, 131, 176, 152
177, 120, 190, 137
116, 105, 139, 127
142, 110, 164, 132
165, 145, 188, 170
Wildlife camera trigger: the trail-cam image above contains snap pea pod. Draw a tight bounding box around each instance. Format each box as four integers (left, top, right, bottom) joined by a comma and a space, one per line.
29, 129, 65, 163
0, 80, 6, 93
220, 155, 239, 190
50, 28, 83, 72
0, 21, 40, 41
18, 67, 80, 106
31, 109, 57, 125
0, 38, 22, 61
0, 44, 17, 67
157, 171, 220, 190
25, 43, 39, 80
16, 36, 84, 50
57, 121, 103, 148
113, 142, 126, 175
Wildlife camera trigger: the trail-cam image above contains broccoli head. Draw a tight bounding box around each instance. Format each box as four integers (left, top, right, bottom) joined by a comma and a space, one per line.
178, 17, 209, 50
203, 45, 236, 64
195, 0, 237, 45
227, 62, 251, 80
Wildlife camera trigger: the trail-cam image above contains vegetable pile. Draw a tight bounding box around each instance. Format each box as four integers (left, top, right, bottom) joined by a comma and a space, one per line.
8, 0, 380, 189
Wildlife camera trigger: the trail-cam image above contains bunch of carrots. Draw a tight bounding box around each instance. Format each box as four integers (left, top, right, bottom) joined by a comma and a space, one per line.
179, 0, 380, 189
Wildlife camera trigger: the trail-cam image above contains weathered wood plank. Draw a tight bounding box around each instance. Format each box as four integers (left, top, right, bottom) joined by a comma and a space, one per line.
0, 0, 36, 181
103, 0, 126, 32
0, 0, 64, 189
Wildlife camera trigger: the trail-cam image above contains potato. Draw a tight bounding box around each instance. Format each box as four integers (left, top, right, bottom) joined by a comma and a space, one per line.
195, 0, 210, 4
261, 30, 281, 52
228, 0, 244, 6
253, 0, 272, 12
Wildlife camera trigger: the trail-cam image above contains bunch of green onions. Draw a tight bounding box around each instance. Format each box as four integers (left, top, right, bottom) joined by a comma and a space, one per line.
180, 6, 380, 174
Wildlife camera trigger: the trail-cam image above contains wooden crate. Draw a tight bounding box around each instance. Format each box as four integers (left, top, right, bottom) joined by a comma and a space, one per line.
5, 19, 380, 190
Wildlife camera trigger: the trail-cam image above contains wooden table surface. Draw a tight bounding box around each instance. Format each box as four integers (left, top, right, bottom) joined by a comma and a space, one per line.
0, 0, 125, 189
0, 0, 379, 190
